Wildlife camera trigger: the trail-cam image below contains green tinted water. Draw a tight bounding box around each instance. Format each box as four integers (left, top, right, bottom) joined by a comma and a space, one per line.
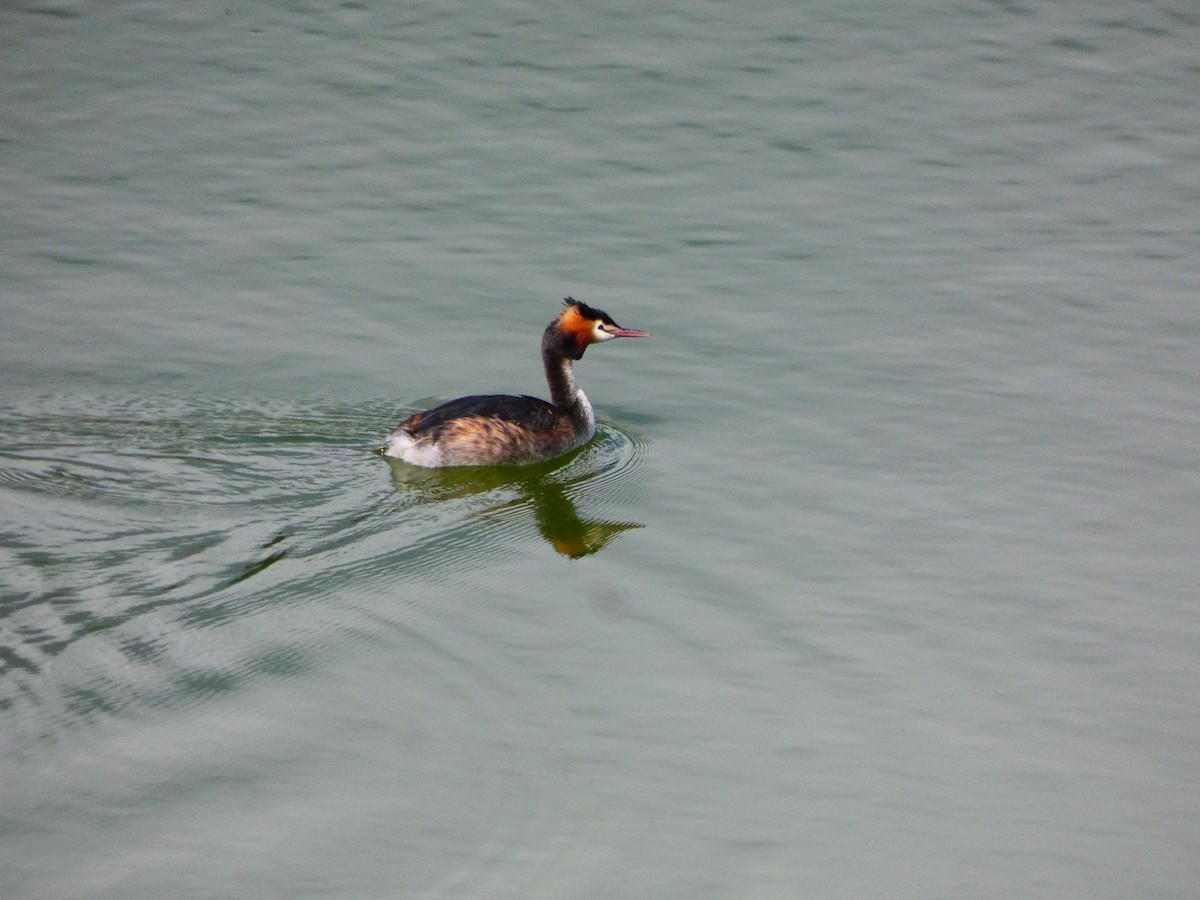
3, 2, 1199, 897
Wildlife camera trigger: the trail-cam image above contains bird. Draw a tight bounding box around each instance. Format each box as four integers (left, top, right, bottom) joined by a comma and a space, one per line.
376, 297, 648, 467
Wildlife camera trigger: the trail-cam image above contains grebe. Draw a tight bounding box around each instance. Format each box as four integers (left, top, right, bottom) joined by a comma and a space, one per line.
377, 297, 648, 467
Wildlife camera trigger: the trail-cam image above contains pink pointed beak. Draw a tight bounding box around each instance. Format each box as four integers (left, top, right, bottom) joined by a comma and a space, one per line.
612, 327, 650, 338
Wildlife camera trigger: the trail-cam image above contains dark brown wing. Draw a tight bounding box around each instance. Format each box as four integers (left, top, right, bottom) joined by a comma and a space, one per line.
400, 394, 563, 437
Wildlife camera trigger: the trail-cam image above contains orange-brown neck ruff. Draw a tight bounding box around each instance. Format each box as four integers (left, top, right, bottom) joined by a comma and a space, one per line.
557, 303, 594, 356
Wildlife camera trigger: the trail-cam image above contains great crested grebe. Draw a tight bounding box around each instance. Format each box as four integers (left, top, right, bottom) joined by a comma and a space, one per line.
376, 297, 648, 467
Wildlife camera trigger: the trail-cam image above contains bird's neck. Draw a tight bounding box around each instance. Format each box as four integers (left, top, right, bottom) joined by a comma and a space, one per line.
542, 324, 595, 438
543, 335, 595, 442
544, 348, 581, 410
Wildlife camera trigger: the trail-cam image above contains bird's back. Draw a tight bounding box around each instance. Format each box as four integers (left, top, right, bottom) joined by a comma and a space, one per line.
383, 393, 582, 466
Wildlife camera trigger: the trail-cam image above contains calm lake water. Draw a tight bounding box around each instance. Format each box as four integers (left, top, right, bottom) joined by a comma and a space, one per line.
3, 2, 1199, 897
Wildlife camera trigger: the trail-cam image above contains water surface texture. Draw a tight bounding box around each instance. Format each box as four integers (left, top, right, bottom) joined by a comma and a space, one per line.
3, 2, 1199, 898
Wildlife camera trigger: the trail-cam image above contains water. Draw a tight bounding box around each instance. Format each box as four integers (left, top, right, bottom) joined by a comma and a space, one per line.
3, 2, 1199, 897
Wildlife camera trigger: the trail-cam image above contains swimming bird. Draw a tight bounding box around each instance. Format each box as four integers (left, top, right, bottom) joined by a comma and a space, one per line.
377, 297, 648, 466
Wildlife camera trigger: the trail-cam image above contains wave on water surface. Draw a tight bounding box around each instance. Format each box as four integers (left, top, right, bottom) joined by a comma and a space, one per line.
0, 394, 650, 749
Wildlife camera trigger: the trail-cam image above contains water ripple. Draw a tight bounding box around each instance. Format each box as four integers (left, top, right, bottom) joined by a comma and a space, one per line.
0, 394, 650, 752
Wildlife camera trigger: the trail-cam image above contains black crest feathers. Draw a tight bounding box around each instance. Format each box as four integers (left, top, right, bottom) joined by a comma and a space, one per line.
562, 296, 616, 326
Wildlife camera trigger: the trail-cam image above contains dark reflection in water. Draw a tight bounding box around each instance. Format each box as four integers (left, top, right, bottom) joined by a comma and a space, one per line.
521, 479, 641, 559
382, 447, 642, 559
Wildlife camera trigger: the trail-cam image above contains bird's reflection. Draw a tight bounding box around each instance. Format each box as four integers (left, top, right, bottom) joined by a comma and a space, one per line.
383, 453, 641, 558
